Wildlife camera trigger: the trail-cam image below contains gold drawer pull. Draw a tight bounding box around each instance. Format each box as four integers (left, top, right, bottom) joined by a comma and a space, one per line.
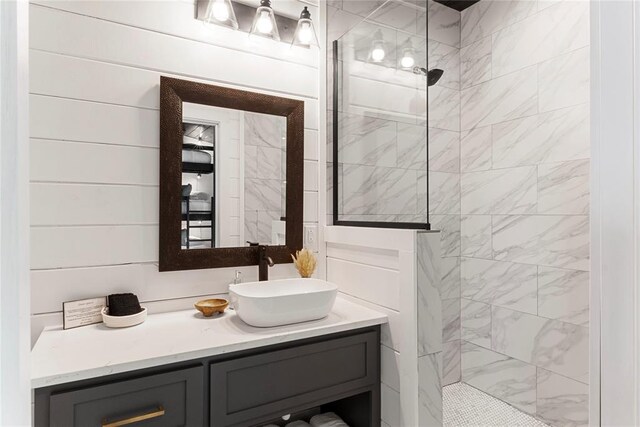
102, 405, 165, 427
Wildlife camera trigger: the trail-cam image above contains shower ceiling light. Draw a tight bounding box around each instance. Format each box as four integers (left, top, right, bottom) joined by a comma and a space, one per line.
204, 0, 238, 30
369, 30, 386, 63
292, 6, 319, 48
399, 40, 415, 70
250, 0, 280, 41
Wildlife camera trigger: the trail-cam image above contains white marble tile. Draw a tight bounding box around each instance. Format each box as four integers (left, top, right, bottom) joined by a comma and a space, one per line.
492, 215, 589, 271
367, 0, 421, 33
419, 353, 443, 426
539, 47, 590, 113
461, 257, 537, 314
491, 12, 539, 78
460, 126, 492, 172
461, 166, 537, 214
537, 367, 589, 427
538, 267, 589, 326
343, 165, 417, 215
339, 114, 397, 167
245, 178, 281, 212
538, 160, 590, 215
244, 112, 285, 149
460, 65, 537, 131
381, 382, 401, 427
427, 0, 461, 47
429, 128, 460, 173
397, 123, 427, 170
431, 214, 461, 258
440, 256, 461, 300
381, 344, 401, 392
341, 0, 386, 18
460, 0, 537, 47
257, 210, 280, 243
443, 298, 461, 343
429, 39, 461, 91
417, 233, 443, 356
327, 6, 363, 43
244, 209, 258, 243
256, 146, 282, 180
460, 35, 491, 89
424, 172, 460, 215
429, 85, 461, 131
461, 215, 492, 258
443, 340, 461, 386
492, 104, 590, 168
244, 145, 257, 179
491, 306, 589, 382
536, 0, 590, 63
461, 341, 537, 414
461, 299, 491, 348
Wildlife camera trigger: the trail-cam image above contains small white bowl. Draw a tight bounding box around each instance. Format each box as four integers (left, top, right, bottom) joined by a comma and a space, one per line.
101, 307, 147, 328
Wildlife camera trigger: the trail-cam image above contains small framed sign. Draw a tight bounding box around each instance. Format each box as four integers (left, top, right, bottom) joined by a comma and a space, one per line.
63, 297, 107, 330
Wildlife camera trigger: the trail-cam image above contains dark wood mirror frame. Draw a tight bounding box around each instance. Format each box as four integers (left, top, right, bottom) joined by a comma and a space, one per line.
159, 76, 304, 272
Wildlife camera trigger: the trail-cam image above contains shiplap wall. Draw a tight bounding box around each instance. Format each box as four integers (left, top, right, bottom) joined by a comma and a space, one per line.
29, 0, 321, 344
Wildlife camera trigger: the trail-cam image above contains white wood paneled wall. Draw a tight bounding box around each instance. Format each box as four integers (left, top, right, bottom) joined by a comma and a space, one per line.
29, 0, 321, 344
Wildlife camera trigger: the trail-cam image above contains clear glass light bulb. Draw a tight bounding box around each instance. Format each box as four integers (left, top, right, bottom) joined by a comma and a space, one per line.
212, 0, 229, 21
257, 10, 273, 34
297, 22, 312, 44
371, 46, 385, 62
401, 53, 415, 69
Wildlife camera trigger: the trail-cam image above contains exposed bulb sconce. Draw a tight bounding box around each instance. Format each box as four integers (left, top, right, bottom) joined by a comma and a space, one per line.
250, 0, 280, 41
399, 39, 415, 70
204, 0, 238, 30
292, 7, 319, 48
369, 30, 386, 63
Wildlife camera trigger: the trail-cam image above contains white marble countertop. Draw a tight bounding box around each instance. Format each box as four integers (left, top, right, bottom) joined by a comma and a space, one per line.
31, 296, 387, 389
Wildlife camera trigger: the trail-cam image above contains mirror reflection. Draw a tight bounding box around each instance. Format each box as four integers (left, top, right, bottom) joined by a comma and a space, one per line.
181, 102, 286, 249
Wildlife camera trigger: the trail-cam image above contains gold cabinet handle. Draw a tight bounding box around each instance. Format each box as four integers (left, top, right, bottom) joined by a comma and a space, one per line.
102, 405, 165, 427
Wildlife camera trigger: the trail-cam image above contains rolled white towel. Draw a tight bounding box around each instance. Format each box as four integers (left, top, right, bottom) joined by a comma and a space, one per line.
285, 421, 311, 427
309, 412, 349, 427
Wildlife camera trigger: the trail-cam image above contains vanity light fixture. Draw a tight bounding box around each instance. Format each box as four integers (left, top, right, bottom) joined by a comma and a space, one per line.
250, 0, 280, 41
399, 39, 416, 70
292, 6, 319, 48
204, 0, 238, 30
369, 30, 386, 63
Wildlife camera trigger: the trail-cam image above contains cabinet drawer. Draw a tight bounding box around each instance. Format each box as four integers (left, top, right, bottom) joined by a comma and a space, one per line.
49, 366, 204, 427
210, 331, 378, 426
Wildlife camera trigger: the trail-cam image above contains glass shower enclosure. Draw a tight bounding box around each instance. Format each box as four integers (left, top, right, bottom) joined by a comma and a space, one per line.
331, 2, 431, 229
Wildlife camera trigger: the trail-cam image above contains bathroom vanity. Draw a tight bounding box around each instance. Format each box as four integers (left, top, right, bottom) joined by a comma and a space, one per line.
32, 297, 386, 427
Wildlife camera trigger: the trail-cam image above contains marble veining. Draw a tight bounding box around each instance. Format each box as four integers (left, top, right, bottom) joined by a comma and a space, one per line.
492, 104, 590, 168
462, 341, 537, 414
460, 65, 538, 131
425, 172, 460, 215
443, 340, 462, 386
461, 257, 537, 314
461, 0, 537, 47
537, 160, 590, 215
492, 215, 589, 271
536, 367, 589, 427
417, 233, 443, 356
428, 128, 460, 173
428, 0, 461, 47
538, 267, 589, 326
339, 114, 398, 168
460, 35, 492, 89
538, 47, 590, 113
461, 215, 492, 258
429, 85, 461, 131
429, 39, 461, 91
460, 126, 492, 172
431, 215, 461, 258
491, 306, 589, 382
245, 178, 281, 212
397, 123, 427, 170
419, 353, 444, 426
440, 257, 461, 300
443, 298, 461, 343
461, 299, 491, 348
461, 166, 537, 215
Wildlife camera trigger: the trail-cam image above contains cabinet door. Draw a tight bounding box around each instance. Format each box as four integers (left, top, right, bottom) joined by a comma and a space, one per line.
210, 331, 378, 426
49, 366, 204, 427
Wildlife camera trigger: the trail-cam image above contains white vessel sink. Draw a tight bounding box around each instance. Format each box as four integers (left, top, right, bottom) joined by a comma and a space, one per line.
229, 278, 338, 327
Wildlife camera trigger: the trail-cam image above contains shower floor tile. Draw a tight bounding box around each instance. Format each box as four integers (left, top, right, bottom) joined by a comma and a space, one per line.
444, 382, 549, 427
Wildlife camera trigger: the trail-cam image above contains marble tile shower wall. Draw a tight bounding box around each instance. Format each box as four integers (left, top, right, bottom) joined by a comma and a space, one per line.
326, 0, 463, 390
458, 1, 590, 426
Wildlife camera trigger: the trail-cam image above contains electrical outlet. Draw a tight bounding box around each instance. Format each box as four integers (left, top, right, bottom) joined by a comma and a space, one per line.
304, 225, 318, 252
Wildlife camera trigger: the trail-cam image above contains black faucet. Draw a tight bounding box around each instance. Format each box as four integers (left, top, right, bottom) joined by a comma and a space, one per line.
258, 245, 274, 281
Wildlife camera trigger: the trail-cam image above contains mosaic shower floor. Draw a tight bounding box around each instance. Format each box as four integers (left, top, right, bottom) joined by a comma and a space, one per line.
443, 383, 550, 427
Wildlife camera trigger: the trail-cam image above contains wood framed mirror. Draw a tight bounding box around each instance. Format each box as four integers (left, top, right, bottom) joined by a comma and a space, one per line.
159, 76, 304, 272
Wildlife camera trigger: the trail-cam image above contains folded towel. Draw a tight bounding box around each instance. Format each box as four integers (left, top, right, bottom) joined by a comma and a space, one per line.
310, 412, 348, 427
190, 191, 210, 201
182, 149, 212, 164
285, 421, 311, 427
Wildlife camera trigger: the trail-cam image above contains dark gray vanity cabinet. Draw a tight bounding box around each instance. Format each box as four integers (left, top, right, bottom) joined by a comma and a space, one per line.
34, 327, 380, 427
